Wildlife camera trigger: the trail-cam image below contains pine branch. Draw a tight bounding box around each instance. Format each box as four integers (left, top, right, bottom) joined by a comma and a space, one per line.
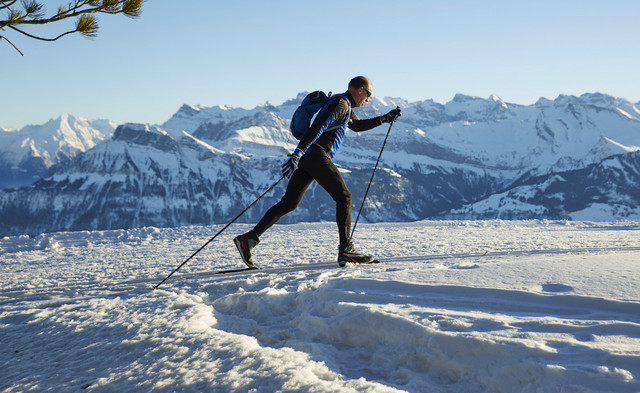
7, 23, 77, 41
0, 1, 19, 11
1, 0, 144, 53
2, 1, 144, 26
21, 0, 45, 19
75, 13, 98, 38
0, 33, 24, 55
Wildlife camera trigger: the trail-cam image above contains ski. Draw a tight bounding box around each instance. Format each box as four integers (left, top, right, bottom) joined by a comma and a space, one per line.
186, 261, 339, 280
133, 259, 385, 291
213, 267, 259, 274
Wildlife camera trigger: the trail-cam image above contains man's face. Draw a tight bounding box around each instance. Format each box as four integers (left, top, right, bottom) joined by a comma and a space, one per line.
354, 84, 372, 107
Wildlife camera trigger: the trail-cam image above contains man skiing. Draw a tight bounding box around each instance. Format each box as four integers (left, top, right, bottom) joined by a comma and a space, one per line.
234, 76, 401, 268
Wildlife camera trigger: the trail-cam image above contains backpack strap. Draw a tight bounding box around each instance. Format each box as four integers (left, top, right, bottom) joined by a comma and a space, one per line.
324, 94, 352, 132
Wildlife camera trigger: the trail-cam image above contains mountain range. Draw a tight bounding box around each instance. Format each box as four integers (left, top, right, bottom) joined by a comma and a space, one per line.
1, 92, 639, 235
0, 114, 116, 189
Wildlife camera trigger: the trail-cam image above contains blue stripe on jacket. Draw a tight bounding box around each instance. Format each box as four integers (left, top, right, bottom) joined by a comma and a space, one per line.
304, 95, 351, 158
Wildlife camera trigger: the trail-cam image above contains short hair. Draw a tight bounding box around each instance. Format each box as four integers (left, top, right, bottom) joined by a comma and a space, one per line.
349, 76, 372, 90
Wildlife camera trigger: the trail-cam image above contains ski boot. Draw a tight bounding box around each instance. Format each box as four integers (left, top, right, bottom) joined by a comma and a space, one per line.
338, 242, 379, 267
233, 232, 260, 269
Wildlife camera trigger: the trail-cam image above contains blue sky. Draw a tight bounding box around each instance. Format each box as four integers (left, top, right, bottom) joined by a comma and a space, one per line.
2, 0, 639, 129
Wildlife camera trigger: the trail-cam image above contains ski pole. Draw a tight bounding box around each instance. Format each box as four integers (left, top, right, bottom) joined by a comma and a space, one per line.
153, 176, 285, 289
350, 110, 398, 242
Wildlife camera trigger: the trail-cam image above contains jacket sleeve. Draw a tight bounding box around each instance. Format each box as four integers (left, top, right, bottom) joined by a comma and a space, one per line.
348, 111, 385, 132
296, 97, 350, 152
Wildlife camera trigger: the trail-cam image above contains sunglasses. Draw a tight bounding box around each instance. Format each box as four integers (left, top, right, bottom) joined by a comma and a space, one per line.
362, 87, 372, 98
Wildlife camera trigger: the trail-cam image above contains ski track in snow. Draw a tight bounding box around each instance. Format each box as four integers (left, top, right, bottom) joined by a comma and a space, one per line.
1, 220, 639, 392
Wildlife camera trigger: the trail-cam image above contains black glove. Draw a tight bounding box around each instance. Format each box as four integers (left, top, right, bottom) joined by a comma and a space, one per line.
281, 148, 304, 179
382, 107, 402, 123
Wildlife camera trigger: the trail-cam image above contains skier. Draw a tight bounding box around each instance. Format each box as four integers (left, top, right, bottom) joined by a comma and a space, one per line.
234, 76, 401, 268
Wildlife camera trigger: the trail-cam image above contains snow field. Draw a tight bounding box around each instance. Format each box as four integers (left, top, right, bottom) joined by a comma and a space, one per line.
1, 220, 640, 392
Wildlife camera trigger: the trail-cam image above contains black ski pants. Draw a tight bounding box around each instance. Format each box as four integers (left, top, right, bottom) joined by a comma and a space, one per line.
252, 146, 352, 246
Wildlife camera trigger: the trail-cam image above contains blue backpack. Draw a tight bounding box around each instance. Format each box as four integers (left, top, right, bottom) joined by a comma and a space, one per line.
290, 91, 349, 140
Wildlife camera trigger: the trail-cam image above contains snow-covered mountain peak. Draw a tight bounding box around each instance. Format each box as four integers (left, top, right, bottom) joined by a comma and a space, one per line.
578, 94, 640, 122
550, 93, 639, 118
490, 94, 508, 109
163, 103, 266, 134
176, 104, 206, 116
534, 97, 554, 107
368, 96, 409, 110
451, 93, 476, 102
280, 92, 307, 107
112, 123, 179, 152
0, 115, 116, 189
576, 92, 633, 109
113, 122, 159, 134
443, 93, 512, 122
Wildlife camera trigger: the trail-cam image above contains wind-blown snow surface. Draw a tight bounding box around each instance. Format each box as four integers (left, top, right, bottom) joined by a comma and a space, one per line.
1, 220, 639, 392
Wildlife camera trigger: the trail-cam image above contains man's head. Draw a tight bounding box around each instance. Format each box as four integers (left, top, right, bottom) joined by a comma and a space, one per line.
348, 76, 373, 107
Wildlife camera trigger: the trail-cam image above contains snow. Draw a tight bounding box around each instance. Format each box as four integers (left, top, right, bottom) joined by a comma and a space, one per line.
1, 220, 639, 392
570, 204, 640, 221
604, 137, 640, 153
